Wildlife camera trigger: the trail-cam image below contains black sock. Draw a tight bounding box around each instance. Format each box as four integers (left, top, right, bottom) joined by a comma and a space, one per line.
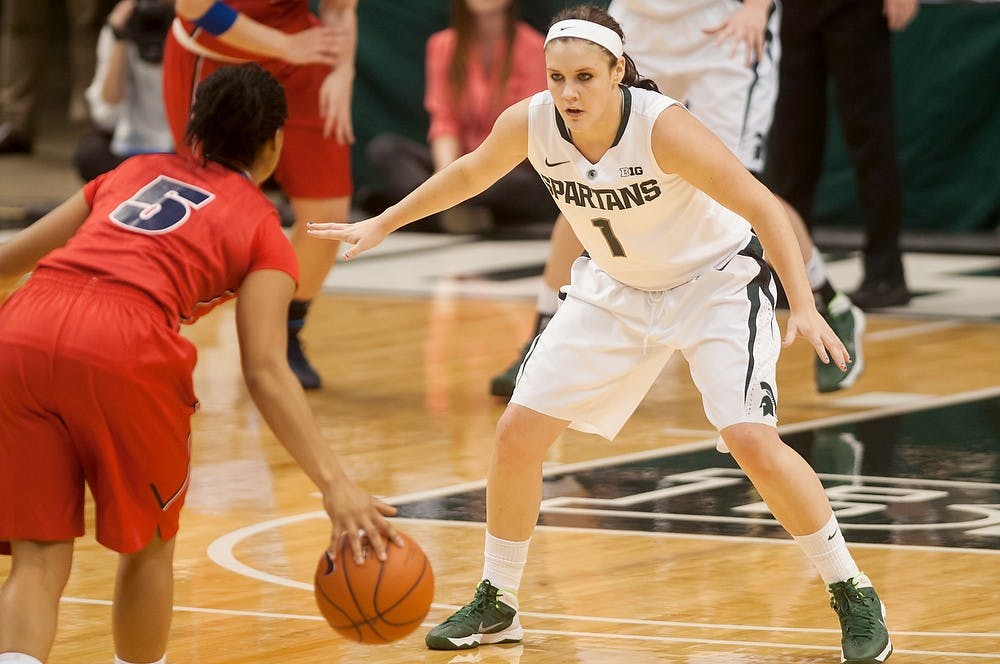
814, 282, 837, 309
289, 299, 311, 334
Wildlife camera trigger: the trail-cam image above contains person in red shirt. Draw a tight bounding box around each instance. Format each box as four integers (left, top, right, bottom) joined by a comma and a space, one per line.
164, 0, 359, 390
366, 0, 557, 233
0, 64, 399, 664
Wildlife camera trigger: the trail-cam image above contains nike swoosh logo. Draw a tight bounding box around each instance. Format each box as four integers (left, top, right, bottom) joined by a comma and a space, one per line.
478, 621, 507, 633
827, 531, 837, 541
545, 157, 570, 167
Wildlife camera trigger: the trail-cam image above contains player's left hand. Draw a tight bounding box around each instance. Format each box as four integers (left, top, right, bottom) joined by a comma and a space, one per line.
307, 215, 391, 260
783, 307, 851, 371
319, 67, 355, 145
702, 2, 769, 67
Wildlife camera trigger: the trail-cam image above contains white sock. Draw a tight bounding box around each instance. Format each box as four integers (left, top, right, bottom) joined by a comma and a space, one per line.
805, 248, 828, 291
482, 531, 530, 596
793, 513, 861, 585
536, 283, 560, 317
114, 656, 165, 664
0, 655, 43, 664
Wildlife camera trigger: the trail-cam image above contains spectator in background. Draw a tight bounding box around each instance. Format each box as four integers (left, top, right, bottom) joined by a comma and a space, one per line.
365, 0, 556, 234
766, 0, 919, 310
74, 0, 174, 181
0, 0, 114, 154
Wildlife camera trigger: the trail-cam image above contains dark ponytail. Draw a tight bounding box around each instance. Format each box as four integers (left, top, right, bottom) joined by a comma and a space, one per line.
184, 63, 288, 172
548, 5, 659, 92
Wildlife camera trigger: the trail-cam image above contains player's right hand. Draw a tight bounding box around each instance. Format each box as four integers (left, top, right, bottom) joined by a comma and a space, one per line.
307, 216, 391, 260
323, 480, 401, 564
283, 25, 342, 67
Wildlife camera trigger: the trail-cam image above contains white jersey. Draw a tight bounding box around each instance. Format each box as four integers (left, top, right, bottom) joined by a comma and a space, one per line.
609, 0, 716, 20
527, 87, 752, 290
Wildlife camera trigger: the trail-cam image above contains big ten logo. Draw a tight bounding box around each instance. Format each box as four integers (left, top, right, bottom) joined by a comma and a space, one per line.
619, 165, 643, 177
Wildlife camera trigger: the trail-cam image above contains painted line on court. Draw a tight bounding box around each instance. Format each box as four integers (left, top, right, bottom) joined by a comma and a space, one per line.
865, 320, 962, 342
60, 596, 998, 658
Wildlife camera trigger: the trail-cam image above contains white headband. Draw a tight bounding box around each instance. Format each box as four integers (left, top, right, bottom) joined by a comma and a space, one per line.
544, 19, 624, 59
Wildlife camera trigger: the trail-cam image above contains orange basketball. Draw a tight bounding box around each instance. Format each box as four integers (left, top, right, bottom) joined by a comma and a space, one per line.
313, 530, 434, 644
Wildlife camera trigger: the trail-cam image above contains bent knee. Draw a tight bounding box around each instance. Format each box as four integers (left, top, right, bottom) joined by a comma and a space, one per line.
721, 424, 783, 466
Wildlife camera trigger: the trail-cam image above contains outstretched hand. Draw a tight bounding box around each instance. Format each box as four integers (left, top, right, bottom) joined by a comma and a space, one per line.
323, 479, 402, 564
783, 307, 852, 370
307, 216, 390, 260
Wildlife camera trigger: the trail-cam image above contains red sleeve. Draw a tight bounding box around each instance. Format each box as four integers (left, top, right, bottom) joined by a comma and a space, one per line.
424, 29, 460, 143
248, 210, 299, 286
82, 171, 112, 207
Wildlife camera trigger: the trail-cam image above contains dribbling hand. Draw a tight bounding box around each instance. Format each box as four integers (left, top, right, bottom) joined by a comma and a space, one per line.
323, 479, 402, 565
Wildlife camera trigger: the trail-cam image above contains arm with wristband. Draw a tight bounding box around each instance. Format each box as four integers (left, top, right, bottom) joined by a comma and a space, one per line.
175, 0, 340, 66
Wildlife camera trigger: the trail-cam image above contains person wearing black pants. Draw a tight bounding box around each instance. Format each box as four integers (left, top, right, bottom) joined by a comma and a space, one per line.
767, 0, 918, 309
366, 133, 557, 234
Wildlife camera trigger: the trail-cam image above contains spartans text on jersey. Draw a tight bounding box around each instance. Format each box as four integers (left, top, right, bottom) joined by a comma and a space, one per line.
539, 175, 662, 211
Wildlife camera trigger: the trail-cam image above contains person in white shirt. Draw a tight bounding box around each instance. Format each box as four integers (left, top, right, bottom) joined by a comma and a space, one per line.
74, 0, 174, 181
307, 6, 893, 663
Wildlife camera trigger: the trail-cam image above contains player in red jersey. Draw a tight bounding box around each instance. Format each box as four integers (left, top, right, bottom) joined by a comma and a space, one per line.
163, 0, 359, 389
0, 64, 400, 664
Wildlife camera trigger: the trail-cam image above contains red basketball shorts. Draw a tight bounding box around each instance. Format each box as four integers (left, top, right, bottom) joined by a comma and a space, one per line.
162, 26, 352, 199
0, 272, 199, 555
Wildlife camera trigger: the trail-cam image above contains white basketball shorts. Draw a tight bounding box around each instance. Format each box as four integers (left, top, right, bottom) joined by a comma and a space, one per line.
609, 0, 781, 173
510, 238, 780, 442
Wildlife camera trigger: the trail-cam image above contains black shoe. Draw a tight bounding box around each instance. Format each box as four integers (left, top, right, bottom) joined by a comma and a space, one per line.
288, 333, 322, 390
850, 279, 911, 310
0, 123, 32, 155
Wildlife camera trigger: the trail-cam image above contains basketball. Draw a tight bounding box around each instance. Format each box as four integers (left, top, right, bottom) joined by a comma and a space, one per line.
313, 530, 434, 644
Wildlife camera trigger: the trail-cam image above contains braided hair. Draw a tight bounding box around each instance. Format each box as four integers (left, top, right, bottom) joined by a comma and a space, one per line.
184, 63, 288, 172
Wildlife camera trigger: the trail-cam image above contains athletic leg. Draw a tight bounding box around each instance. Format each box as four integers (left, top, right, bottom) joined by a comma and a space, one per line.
426, 405, 569, 650
722, 424, 892, 662
0, 540, 74, 661
112, 534, 175, 663
284, 195, 351, 389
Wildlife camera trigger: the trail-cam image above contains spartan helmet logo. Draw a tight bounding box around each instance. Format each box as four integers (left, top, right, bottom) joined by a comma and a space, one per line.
759, 381, 776, 417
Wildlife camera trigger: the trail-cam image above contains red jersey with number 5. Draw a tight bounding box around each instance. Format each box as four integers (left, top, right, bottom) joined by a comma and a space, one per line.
38, 153, 299, 326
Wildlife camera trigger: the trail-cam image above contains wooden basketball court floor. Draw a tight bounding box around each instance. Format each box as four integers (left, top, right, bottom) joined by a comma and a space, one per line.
2, 235, 999, 663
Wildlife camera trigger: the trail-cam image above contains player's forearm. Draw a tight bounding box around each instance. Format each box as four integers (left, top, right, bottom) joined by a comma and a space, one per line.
380, 154, 499, 231
319, 0, 357, 69
747, 198, 816, 311
0, 191, 89, 279
243, 362, 349, 491
175, 0, 293, 60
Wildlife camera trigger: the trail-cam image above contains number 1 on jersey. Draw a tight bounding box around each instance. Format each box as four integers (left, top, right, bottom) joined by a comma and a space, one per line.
591, 217, 626, 257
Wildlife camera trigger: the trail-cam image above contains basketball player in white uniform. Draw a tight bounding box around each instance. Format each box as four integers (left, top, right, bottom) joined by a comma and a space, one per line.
308, 7, 892, 663
490, 0, 864, 399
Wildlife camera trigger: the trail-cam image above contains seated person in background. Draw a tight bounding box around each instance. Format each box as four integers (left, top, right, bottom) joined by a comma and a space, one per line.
74, 0, 175, 182
366, 0, 556, 234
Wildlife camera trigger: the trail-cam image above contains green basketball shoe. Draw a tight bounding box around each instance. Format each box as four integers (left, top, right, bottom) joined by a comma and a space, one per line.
829, 573, 893, 663
816, 293, 866, 393
426, 580, 523, 650
489, 341, 533, 399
